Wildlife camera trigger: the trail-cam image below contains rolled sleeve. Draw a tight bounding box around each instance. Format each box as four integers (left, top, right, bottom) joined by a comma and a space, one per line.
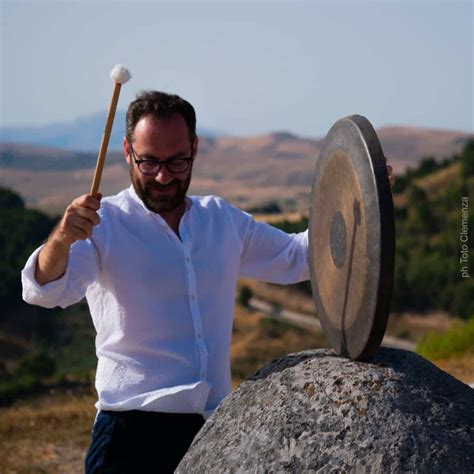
21, 239, 100, 309
21, 245, 69, 308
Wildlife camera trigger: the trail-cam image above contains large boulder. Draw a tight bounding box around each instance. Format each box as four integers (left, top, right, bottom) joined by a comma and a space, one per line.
178, 348, 474, 473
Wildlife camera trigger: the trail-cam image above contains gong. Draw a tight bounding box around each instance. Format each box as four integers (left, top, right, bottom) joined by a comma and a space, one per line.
308, 115, 395, 361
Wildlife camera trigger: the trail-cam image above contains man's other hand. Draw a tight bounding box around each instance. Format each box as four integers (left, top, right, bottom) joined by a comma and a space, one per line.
385, 157, 395, 188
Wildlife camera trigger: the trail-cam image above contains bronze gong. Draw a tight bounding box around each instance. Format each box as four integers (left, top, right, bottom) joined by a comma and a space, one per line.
308, 115, 395, 361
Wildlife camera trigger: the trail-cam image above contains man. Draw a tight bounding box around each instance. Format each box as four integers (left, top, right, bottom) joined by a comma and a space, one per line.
22, 91, 394, 472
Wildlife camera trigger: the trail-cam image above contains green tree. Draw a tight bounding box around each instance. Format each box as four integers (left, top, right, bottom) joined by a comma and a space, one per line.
451, 279, 474, 320
460, 139, 474, 178
0, 186, 57, 316
415, 157, 439, 177
0, 187, 25, 208
247, 201, 282, 214
405, 186, 438, 234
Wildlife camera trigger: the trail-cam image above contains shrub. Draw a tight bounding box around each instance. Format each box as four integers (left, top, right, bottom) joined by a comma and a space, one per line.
417, 317, 474, 359
392, 174, 410, 194
246, 201, 282, 214
237, 285, 253, 308
450, 278, 474, 320
271, 217, 308, 234
15, 349, 56, 378
259, 318, 305, 338
0, 374, 42, 405
404, 252, 452, 310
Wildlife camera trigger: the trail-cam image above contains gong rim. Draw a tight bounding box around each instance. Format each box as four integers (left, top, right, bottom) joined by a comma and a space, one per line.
308, 115, 395, 361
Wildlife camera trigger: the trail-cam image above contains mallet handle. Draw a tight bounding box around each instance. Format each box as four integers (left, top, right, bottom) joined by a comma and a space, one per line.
90, 82, 122, 197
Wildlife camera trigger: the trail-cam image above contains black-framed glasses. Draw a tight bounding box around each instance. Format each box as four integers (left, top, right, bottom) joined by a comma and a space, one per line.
128, 142, 194, 176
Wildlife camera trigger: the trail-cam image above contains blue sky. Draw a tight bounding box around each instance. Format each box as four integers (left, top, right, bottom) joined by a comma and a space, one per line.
1, 0, 472, 137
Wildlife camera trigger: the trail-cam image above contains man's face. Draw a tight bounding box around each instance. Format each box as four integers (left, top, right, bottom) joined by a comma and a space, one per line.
124, 114, 198, 214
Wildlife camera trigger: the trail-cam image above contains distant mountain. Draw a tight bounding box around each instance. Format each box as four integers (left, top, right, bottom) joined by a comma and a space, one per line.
0, 126, 471, 215
376, 126, 471, 171
0, 111, 225, 152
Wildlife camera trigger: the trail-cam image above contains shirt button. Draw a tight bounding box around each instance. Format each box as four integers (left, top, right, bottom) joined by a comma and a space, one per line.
186, 257, 190, 262
197, 334, 202, 339
191, 295, 196, 300
201, 372, 205, 378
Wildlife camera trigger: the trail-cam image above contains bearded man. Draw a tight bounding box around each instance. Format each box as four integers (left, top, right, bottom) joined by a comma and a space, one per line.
22, 91, 394, 473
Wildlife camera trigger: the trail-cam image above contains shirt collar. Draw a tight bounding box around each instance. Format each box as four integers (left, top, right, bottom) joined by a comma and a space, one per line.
127, 185, 193, 216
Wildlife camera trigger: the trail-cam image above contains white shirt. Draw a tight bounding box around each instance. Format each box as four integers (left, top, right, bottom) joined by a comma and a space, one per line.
22, 186, 309, 418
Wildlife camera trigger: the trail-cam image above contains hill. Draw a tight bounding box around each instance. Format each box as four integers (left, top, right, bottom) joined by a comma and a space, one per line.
0, 110, 223, 152
1, 126, 471, 215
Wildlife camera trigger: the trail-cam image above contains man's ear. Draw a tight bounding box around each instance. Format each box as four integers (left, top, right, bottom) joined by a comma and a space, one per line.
123, 137, 131, 165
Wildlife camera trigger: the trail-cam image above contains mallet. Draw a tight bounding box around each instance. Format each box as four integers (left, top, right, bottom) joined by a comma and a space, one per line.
90, 64, 131, 197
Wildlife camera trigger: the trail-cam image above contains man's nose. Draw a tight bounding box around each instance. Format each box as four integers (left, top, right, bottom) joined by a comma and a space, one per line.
155, 166, 173, 185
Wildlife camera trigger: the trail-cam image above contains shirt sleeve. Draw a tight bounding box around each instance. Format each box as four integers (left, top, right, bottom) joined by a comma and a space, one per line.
21, 238, 101, 309
223, 201, 310, 283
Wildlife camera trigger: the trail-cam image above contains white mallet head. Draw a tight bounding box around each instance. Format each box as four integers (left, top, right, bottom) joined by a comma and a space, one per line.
90, 64, 131, 196
110, 64, 131, 85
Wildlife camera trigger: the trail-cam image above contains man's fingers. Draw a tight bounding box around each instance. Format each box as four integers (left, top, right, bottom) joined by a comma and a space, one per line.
57, 199, 100, 244
66, 215, 94, 239
64, 206, 100, 228
74, 194, 102, 211
75, 206, 101, 226
385, 162, 395, 188
70, 223, 91, 241
75, 216, 94, 235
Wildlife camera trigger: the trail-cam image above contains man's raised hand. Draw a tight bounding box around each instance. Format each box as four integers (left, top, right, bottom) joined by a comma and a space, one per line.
34, 194, 102, 285
53, 194, 102, 247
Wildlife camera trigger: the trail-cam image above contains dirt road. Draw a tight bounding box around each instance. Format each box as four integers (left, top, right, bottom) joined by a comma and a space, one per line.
249, 297, 416, 351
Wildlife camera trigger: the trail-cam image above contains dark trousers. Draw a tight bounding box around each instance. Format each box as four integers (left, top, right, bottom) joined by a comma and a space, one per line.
85, 410, 205, 473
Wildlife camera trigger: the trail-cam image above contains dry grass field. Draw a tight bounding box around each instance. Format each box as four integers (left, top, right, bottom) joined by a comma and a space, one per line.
0, 389, 94, 474
432, 355, 474, 385
252, 211, 308, 223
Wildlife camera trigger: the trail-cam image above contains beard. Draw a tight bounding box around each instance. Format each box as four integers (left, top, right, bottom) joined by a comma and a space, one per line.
130, 168, 192, 214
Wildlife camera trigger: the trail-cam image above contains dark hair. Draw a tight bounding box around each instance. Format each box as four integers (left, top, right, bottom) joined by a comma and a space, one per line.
125, 90, 197, 143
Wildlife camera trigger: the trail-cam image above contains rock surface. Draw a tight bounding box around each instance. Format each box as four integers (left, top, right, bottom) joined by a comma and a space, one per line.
177, 348, 474, 473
